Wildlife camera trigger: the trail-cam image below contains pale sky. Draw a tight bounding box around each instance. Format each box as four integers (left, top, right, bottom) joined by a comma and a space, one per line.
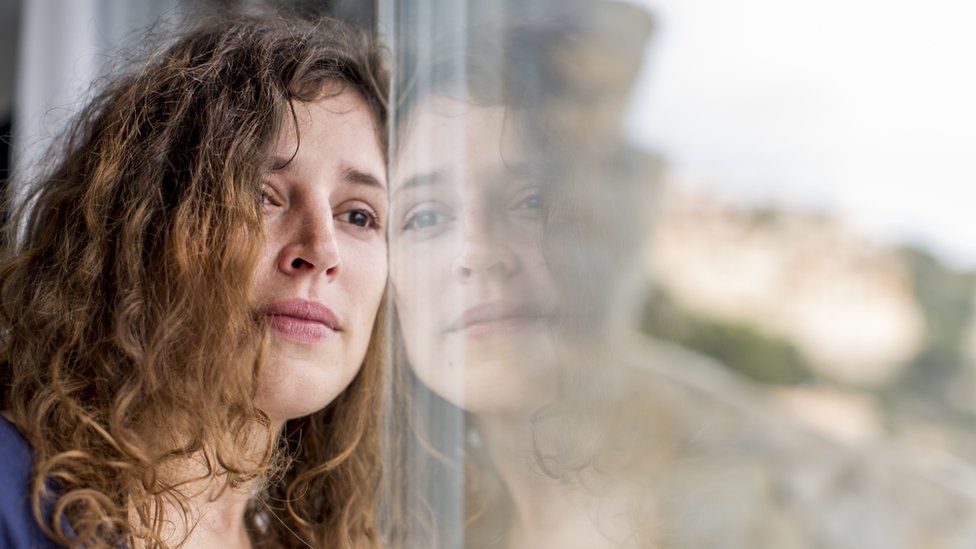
622, 0, 976, 269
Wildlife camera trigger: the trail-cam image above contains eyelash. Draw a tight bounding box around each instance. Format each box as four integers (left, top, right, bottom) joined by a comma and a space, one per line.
337, 208, 382, 231
261, 187, 382, 231
514, 193, 542, 210
402, 210, 454, 231
261, 187, 283, 208
400, 191, 542, 233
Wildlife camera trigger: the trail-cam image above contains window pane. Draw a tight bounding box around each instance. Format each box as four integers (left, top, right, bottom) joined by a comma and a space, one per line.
381, 1, 976, 547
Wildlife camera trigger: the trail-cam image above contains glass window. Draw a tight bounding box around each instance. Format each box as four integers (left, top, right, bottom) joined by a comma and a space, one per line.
381, 0, 976, 547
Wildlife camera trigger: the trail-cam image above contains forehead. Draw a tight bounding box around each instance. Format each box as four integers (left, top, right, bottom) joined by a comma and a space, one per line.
270, 89, 385, 179
393, 96, 525, 190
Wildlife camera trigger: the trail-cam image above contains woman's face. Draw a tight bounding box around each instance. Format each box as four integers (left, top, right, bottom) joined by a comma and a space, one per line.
251, 89, 388, 422
390, 96, 559, 414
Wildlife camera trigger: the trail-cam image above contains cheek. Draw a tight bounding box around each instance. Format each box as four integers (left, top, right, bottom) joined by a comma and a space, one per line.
520, 245, 552, 283
344, 241, 389, 323
250, 250, 277, 299
250, 228, 285, 295
391, 241, 456, 328
392, 231, 463, 286
509, 231, 556, 300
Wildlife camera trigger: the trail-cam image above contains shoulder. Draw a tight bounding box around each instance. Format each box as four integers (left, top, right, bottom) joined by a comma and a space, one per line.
0, 414, 33, 483
0, 415, 61, 548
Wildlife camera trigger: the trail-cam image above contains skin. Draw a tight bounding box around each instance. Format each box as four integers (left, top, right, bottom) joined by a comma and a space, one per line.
390, 96, 559, 416
251, 87, 388, 425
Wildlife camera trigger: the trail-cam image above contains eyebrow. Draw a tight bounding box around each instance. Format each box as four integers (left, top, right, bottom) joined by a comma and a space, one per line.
265, 158, 385, 189
342, 166, 386, 190
266, 155, 296, 172
394, 171, 444, 196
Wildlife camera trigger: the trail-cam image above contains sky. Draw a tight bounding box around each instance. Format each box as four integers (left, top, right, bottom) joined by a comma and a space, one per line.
621, 0, 976, 269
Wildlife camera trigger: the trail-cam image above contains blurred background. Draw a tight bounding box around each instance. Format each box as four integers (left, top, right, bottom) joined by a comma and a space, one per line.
4, 0, 976, 546
0, 0, 375, 188
629, 0, 976, 458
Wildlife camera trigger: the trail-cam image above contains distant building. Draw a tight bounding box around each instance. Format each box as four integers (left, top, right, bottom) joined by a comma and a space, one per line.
647, 177, 924, 387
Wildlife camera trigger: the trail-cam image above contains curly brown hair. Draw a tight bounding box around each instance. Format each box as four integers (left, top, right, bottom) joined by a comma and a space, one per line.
0, 12, 388, 549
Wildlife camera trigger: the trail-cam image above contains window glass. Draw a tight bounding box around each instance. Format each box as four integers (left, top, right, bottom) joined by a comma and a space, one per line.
381, 1, 976, 547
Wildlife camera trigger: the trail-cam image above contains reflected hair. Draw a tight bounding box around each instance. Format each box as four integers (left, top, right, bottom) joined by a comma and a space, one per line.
0, 12, 387, 549
386, 5, 663, 547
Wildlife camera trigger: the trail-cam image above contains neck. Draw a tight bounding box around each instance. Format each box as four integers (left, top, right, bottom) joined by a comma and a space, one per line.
149, 420, 282, 548
474, 409, 576, 528
475, 408, 641, 549
160, 479, 255, 548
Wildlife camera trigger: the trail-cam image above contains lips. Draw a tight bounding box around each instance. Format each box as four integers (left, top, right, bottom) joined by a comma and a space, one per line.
263, 299, 340, 344
447, 301, 546, 340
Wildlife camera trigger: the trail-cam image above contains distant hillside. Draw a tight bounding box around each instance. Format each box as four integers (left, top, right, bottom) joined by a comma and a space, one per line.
645, 181, 925, 387
640, 180, 976, 450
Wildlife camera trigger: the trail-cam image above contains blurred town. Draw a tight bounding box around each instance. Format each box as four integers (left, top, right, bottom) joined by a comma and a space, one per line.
535, 0, 976, 476
641, 175, 976, 465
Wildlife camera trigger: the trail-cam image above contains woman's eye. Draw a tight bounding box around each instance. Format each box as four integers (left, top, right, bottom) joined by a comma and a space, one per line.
515, 194, 543, 210
337, 209, 378, 229
261, 186, 283, 208
403, 210, 452, 231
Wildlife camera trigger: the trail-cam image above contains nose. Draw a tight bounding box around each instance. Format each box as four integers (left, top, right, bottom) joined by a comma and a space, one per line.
277, 207, 341, 280
452, 210, 519, 281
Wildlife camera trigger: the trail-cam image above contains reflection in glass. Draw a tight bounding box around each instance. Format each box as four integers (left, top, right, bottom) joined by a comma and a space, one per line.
382, 1, 976, 548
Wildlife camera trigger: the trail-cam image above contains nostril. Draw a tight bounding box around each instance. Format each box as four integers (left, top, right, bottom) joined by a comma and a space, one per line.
291, 257, 308, 269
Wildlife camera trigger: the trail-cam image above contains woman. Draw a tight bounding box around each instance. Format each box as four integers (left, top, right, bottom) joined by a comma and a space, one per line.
0, 12, 388, 548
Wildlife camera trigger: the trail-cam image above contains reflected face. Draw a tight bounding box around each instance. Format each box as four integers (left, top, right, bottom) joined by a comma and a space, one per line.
390, 97, 558, 413
251, 89, 388, 422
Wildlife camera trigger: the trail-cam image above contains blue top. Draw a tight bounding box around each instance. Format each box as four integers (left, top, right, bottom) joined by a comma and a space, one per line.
0, 415, 61, 548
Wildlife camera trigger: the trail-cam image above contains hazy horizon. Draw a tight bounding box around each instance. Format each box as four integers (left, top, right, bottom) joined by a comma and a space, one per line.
623, 0, 976, 270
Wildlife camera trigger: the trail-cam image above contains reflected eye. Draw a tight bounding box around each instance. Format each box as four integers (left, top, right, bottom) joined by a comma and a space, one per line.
515, 193, 543, 210
336, 209, 379, 229
403, 210, 453, 231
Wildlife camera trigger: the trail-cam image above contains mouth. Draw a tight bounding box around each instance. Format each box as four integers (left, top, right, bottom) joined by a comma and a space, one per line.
263, 299, 340, 344
447, 301, 548, 341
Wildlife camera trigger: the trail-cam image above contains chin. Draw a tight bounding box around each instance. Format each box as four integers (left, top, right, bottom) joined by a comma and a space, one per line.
413, 354, 558, 415
255, 389, 340, 424
254, 353, 360, 423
